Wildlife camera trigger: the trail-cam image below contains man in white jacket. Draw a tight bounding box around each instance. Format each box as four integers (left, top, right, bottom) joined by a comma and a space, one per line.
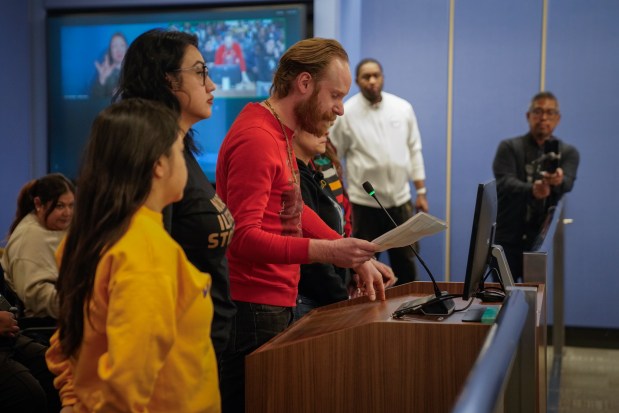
330, 58, 428, 284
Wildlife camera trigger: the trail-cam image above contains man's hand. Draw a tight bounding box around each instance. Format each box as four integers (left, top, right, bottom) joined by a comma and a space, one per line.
415, 195, 429, 213
309, 238, 378, 268
542, 167, 564, 186
532, 180, 551, 199
0, 311, 19, 337
370, 259, 397, 288
352, 260, 387, 301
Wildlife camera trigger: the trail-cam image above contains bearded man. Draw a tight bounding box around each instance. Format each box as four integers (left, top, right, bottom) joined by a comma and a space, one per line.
215, 38, 395, 413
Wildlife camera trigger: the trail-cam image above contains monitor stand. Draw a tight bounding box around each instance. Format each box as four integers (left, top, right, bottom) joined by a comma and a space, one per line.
491, 245, 515, 289
476, 245, 514, 303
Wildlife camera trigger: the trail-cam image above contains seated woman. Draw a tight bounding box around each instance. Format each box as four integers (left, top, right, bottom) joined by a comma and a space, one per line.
1, 173, 75, 319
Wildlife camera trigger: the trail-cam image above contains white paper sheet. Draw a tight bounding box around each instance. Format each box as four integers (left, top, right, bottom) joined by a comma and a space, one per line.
371, 212, 447, 252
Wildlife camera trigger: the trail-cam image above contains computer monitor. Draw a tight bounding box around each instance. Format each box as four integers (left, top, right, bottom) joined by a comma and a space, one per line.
462, 180, 514, 301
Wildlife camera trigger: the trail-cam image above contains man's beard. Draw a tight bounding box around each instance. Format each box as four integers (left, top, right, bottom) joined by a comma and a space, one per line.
361, 88, 381, 105
294, 87, 336, 136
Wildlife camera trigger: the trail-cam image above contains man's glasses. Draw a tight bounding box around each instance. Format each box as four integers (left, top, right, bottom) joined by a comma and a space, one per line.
174, 63, 209, 86
530, 108, 560, 119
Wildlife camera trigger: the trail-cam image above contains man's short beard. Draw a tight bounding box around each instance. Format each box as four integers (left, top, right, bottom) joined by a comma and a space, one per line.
294, 86, 336, 136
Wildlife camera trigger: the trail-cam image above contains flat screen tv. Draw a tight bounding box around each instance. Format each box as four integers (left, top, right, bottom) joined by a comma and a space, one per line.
462, 180, 514, 302
47, 4, 308, 181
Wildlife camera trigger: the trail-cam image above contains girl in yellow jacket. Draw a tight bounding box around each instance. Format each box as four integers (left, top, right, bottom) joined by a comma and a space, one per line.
45, 98, 220, 412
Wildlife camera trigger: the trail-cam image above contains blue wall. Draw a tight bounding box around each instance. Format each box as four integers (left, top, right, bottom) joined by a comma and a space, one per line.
0, 1, 33, 239
545, 1, 619, 327
335, 0, 618, 329
2, 0, 617, 329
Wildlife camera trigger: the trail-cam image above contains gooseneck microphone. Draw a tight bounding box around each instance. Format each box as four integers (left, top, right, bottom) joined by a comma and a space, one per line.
362, 181, 455, 317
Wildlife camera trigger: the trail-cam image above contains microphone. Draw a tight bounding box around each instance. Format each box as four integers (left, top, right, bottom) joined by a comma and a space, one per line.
362, 181, 455, 317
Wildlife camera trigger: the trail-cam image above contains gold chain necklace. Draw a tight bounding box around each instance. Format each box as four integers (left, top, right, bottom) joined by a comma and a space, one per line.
264, 99, 298, 184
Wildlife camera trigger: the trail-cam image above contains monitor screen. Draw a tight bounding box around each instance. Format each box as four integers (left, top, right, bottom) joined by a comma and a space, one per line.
47, 4, 308, 181
462, 180, 498, 301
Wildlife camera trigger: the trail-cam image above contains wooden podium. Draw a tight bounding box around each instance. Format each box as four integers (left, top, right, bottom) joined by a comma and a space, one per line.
246, 282, 545, 413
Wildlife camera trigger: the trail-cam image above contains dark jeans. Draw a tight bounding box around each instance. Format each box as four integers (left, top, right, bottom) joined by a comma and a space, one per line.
0, 335, 61, 413
219, 300, 293, 413
292, 294, 320, 323
352, 202, 418, 284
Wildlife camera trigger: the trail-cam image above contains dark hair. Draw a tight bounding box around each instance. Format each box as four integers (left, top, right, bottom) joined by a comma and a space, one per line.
529, 91, 559, 111
114, 28, 200, 153
56, 98, 179, 357
271, 37, 348, 98
107, 32, 128, 63
355, 58, 383, 79
8, 173, 75, 235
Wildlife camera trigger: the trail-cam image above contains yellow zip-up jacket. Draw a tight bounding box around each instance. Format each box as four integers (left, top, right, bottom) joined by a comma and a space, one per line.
46, 206, 221, 412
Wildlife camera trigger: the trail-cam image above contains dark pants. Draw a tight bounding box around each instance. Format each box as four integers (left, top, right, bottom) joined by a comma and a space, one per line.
219, 301, 293, 413
352, 202, 418, 284
292, 294, 319, 323
0, 335, 61, 413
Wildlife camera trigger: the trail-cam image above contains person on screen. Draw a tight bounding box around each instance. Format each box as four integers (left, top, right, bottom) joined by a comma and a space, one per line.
2, 173, 75, 320
46, 98, 220, 412
215, 37, 394, 413
492, 91, 580, 281
247, 38, 280, 96
214, 33, 251, 84
329, 58, 429, 285
91, 32, 127, 98
114, 28, 236, 369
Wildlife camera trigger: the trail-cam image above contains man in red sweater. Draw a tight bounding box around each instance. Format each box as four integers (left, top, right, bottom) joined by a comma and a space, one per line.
216, 37, 394, 413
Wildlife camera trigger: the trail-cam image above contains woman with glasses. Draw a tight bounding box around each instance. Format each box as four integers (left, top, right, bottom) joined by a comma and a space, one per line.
114, 28, 236, 369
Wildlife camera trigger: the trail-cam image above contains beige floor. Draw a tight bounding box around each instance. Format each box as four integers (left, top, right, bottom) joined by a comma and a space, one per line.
554, 346, 619, 413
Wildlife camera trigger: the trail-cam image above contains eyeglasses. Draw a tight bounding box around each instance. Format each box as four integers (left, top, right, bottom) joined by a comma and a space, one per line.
530, 108, 560, 119
173, 63, 209, 86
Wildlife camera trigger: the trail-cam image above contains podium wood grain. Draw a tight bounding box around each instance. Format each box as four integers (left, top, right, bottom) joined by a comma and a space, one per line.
246, 282, 508, 413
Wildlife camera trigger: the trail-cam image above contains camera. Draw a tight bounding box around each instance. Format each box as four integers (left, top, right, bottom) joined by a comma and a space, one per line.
542, 140, 560, 173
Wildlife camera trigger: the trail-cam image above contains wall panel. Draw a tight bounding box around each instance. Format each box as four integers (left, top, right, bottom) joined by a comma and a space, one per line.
546, 0, 619, 328
450, 0, 542, 281
360, 0, 451, 278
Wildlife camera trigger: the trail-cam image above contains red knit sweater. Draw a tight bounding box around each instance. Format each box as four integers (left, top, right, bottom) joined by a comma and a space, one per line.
216, 103, 339, 307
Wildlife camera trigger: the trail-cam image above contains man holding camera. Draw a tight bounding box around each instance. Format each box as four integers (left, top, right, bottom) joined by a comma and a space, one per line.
492, 91, 580, 281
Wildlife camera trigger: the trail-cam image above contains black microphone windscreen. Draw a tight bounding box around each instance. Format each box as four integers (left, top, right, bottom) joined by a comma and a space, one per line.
362, 181, 375, 195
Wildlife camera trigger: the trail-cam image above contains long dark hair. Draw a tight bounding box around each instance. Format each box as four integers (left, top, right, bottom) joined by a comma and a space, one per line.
8, 173, 75, 235
114, 28, 200, 153
56, 98, 179, 357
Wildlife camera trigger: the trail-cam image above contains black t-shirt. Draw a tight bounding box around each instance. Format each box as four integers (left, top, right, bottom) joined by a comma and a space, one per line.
164, 149, 235, 358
